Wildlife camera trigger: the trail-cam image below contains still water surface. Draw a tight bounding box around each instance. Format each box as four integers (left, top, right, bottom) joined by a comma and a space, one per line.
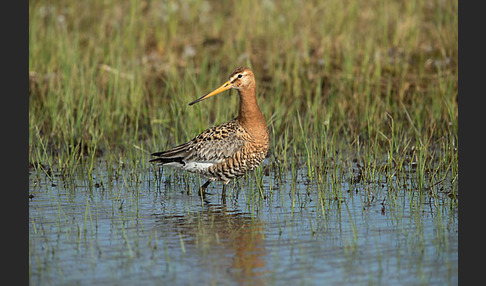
29, 159, 457, 285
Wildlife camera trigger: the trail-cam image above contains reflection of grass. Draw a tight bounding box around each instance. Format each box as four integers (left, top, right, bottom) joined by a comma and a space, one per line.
29, 0, 457, 204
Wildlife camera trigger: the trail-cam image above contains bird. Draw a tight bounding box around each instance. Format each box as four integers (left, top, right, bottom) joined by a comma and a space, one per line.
150, 67, 269, 197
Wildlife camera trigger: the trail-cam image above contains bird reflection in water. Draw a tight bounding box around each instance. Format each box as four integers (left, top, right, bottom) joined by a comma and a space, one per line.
154, 196, 268, 284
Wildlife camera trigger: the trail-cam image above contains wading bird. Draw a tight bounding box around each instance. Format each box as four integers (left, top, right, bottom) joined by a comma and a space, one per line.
150, 67, 269, 197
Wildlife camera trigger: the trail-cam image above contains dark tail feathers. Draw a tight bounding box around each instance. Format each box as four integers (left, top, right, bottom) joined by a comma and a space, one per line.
149, 155, 185, 166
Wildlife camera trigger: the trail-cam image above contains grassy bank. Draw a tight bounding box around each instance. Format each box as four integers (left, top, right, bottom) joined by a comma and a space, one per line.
29, 0, 457, 195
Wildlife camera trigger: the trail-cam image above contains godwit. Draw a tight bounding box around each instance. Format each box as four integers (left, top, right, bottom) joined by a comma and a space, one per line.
150, 67, 269, 196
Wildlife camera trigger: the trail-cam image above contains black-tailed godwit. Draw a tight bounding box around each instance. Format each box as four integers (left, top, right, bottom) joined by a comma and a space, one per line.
150, 67, 269, 196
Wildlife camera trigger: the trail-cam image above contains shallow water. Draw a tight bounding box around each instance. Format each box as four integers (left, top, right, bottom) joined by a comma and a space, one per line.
29, 158, 457, 285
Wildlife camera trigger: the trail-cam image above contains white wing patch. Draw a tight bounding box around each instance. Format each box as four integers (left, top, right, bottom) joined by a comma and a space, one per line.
161, 161, 217, 172
182, 161, 216, 172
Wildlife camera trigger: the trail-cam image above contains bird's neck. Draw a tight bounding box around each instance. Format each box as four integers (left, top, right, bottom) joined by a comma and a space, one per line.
237, 87, 268, 143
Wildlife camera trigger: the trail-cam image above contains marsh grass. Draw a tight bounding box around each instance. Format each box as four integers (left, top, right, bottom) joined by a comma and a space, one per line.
30, 0, 457, 243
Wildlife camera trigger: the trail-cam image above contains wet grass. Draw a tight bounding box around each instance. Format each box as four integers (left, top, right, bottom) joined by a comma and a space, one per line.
29, 0, 457, 284
29, 156, 457, 284
29, 0, 457, 172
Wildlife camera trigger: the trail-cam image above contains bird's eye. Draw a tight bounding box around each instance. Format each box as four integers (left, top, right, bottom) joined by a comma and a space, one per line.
237, 74, 243, 78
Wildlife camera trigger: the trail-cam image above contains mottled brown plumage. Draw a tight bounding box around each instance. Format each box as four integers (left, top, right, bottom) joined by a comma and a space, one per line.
150, 67, 269, 196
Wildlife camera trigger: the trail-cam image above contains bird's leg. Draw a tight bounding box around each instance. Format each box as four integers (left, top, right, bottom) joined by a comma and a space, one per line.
221, 183, 227, 197
199, 180, 212, 197
221, 183, 227, 205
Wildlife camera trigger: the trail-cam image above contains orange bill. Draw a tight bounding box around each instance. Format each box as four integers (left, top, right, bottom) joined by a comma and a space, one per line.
189, 81, 232, 106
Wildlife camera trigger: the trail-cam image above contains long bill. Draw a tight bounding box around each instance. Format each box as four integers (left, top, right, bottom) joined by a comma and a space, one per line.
188, 80, 232, 106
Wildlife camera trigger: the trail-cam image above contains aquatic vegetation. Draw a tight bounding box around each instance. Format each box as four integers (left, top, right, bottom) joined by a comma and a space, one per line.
29, 0, 457, 284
